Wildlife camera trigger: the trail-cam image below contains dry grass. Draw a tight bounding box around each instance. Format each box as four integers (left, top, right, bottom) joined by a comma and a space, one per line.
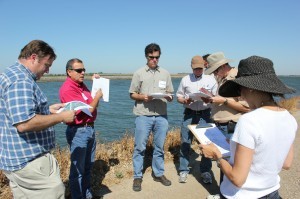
0, 96, 299, 198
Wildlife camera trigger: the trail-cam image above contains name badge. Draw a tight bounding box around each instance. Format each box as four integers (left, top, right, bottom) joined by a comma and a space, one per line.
158, 80, 166, 89
82, 93, 88, 100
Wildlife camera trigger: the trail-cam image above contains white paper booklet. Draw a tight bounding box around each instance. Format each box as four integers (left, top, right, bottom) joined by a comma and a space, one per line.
188, 124, 230, 157
149, 93, 173, 99
91, 77, 110, 102
56, 101, 92, 117
187, 91, 212, 101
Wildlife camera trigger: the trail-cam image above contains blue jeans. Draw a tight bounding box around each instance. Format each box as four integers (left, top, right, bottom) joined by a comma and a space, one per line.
179, 109, 212, 174
133, 115, 169, 178
66, 126, 96, 199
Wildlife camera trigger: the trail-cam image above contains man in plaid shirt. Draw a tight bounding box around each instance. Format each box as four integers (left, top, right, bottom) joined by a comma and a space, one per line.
0, 40, 75, 199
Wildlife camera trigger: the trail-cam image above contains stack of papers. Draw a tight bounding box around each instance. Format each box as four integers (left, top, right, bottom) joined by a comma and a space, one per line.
187, 91, 212, 101
57, 101, 92, 117
149, 93, 173, 99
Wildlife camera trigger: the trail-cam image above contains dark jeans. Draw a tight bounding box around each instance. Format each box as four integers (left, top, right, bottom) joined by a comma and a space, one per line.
220, 190, 281, 199
179, 108, 212, 173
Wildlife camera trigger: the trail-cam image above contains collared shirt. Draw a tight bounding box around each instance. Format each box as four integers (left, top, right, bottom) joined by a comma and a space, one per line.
129, 65, 174, 116
212, 68, 248, 122
176, 74, 217, 111
0, 62, 55, 171
59, 77, 97, 125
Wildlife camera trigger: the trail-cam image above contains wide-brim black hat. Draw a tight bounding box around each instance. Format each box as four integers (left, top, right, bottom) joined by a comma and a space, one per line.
219, 56, 295, 97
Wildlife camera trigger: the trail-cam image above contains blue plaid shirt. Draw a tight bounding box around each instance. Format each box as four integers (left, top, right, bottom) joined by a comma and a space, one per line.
0, 62, 55, 171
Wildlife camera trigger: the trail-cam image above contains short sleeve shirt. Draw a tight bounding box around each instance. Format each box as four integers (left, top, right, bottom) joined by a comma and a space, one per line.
0, 63, 55, 171
129, 65, 174, 116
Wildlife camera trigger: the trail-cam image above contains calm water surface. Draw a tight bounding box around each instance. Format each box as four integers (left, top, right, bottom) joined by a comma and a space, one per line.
38, 76, 300, 147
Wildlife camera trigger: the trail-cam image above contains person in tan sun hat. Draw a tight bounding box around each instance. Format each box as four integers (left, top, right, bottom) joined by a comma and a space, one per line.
202, 52, 250, 199
176, 55, 218, 184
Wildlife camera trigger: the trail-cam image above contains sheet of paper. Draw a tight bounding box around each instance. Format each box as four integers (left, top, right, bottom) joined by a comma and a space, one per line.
56, 101, 93, 117
188, 124, 230, 157
92, 77, 110, 102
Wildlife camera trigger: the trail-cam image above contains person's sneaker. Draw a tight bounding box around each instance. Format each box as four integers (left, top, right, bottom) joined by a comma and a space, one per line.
178, 172, 188, 183
133, 178, 142, 192
152, 174, 172, 186
206, 194, 220, 199
201, 172, 212, 184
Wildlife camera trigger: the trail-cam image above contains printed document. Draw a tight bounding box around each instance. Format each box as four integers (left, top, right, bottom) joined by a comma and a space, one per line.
92, 77, 110, 102
188, 124, 230, 157
56, 101, 92, 117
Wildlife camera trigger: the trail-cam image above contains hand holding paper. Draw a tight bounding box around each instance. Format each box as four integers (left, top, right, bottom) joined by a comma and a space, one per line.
56, 101, 92, 117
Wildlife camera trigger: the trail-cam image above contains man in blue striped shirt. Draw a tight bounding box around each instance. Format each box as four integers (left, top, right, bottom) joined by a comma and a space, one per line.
0, 40, 75, 199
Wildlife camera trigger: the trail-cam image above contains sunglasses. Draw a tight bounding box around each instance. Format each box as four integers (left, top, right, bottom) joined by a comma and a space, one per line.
148, 56, 160, 60
69, 68, 86, 73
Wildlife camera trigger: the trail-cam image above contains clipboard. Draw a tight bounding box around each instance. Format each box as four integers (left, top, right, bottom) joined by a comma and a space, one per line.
188, 124, 230, 157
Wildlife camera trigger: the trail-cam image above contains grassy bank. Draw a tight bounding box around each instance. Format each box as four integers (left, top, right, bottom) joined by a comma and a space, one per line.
0, 97, 299, 198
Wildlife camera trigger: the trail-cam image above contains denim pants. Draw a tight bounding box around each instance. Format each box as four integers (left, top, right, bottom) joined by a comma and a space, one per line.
66, 126, 96, 199
179, 109, 212, 174
133, 115, 169, 178
220, 190, 281, 199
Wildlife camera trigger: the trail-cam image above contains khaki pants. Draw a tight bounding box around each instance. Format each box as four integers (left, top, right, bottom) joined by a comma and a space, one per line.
4, 153, 65, 199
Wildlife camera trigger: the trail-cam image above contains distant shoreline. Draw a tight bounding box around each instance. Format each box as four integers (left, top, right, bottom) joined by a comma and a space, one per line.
38, 74, 187, 82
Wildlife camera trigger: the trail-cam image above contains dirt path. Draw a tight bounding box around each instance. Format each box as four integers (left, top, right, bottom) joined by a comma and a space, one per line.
99, 111, 300, 199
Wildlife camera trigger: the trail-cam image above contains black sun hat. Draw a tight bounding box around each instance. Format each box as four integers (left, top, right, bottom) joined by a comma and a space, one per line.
218, 56, 295, 97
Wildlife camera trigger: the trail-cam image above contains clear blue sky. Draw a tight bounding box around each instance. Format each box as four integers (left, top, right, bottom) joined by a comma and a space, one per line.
1, 0, 299, 75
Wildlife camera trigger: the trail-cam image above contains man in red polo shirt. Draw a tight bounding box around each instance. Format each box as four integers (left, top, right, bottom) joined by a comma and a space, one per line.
59, 58, 103, 199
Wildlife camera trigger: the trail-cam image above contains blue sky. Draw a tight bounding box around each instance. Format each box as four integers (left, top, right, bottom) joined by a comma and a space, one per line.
1, 0, 299, 75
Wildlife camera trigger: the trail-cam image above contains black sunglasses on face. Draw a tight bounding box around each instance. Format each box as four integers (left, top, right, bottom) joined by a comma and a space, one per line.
69, 68, 86, 73
148, 56, 160, 60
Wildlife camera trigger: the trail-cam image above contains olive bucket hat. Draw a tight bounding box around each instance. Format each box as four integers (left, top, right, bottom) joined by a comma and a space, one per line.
218, 56, 295, 97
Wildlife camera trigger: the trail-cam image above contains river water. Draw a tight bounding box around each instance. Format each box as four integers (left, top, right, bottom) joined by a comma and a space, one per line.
38, 76, 300, 147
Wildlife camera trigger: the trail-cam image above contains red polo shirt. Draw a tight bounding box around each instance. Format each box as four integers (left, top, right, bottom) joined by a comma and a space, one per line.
59, 77, 97, 125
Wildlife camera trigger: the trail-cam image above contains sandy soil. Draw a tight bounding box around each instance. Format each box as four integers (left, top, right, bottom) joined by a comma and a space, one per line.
97, 110, 300, 199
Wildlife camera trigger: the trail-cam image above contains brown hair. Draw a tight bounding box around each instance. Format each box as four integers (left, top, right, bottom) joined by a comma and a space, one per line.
18, 40, 56, 60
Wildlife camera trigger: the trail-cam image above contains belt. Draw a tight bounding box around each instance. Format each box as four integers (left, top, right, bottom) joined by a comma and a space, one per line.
29, 152, 49, 162
184, 108, 210, 115
71, 122, 94, 128
215, 121, 236, 126
215, 121, 237, 134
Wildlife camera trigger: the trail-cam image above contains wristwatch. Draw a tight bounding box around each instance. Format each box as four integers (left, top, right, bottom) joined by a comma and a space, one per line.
216, 157, 223, 168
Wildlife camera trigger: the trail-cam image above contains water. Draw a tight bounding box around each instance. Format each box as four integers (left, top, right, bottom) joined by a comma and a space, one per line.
38, 76, 300, 147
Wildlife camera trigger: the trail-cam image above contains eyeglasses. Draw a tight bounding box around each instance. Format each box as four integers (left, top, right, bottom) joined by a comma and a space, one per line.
148, 56, 160, 60
69, 68, 86, 73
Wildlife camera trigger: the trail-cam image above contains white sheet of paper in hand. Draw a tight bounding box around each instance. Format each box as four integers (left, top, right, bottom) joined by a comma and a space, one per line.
188, 124, 230, 157
56, 101, 93, 117
91, 77, 109, 102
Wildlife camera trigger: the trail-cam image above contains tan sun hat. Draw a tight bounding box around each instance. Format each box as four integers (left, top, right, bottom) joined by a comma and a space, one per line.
204, 52, 233, 75
191, 55, 205, 69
